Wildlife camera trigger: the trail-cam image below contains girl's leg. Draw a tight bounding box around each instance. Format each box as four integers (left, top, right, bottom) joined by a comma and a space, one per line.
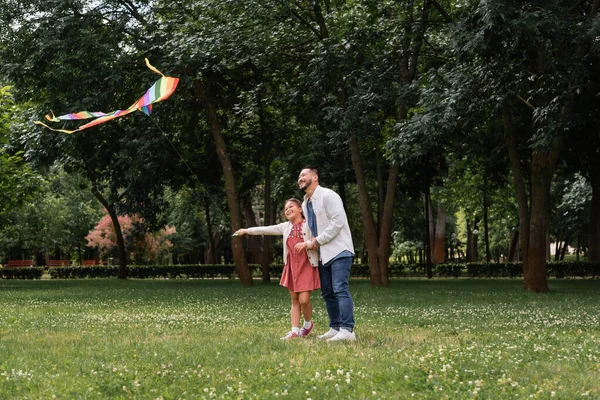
290, 290, 301, 328
298, 291, 315, 337
298, 291, 313, 322
281, 291, 302, 339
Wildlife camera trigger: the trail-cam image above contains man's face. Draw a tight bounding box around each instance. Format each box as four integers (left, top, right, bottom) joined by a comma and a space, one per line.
298, 169, 315, 191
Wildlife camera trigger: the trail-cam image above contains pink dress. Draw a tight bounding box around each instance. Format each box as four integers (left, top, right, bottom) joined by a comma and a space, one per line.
280, 220, 320, 292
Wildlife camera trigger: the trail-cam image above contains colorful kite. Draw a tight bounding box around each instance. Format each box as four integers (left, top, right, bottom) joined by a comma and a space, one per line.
34, 59, 179, 133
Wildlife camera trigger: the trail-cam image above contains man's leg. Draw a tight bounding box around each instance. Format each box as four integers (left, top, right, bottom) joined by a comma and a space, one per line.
318, 262, 340, 329
330, 256, 355, 331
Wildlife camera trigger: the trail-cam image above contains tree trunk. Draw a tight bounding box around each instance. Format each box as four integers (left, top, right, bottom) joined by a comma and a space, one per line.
588, 168, 600, 261
423, 183, 433, 279
92, 188, 127, 279
470, 221, 479, 262
199, 88, 253, 286
376, 149, 384, 235
560, 236, 569, 260
504, 103, 562, 292
508, 229, 520, 262
377, 163, 398, 286
350, 136, 381, 285
503, 115, 562, 293
204, 197, 218, 264
466, 219, 474, 262
349, 135, 398, 286
432, 204, 446, 264
554, 239, 561, 262
427, 197, 435, 259
77, 244, 82, 266
546, 229, 551, 262
526, 174, 551, 292
243, 201, 262, 264
257, 76, 272, 282
483, 190, 491, 262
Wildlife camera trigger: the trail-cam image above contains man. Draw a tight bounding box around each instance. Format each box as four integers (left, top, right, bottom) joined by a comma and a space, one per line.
297, 167, 356, 341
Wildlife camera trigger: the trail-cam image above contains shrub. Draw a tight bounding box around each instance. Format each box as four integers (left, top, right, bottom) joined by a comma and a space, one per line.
24, 261, 600, 280
1, 267, 44, 279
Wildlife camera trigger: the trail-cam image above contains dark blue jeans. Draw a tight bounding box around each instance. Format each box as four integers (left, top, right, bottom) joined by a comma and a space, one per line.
319, 256, 355, 330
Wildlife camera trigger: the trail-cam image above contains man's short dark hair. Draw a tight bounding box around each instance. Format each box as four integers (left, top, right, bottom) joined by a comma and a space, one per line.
302, 167, 319, 178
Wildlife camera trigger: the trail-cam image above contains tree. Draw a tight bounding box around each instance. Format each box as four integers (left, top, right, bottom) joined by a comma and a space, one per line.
0, 85, 39, 222
397, 0, 599, 292
273, 0, 452, 285
550, 173, 592, 260
0, 0, 190, 278
86, 212, 175, 264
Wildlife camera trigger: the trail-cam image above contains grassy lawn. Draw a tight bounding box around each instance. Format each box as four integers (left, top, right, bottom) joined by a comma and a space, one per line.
0, 278, 598, 399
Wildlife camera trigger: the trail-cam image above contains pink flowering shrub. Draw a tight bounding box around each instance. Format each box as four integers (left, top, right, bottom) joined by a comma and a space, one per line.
86, 212, 176, 264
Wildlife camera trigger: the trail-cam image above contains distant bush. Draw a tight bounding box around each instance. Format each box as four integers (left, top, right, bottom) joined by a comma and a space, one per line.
48, 264, 237, 279
10, 261, 599, 280
1, 267, 44, 279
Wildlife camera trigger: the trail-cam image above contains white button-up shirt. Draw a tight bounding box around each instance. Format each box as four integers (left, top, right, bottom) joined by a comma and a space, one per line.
303, 185, 354, 265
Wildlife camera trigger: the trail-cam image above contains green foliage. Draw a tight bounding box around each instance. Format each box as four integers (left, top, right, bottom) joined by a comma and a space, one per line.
0, 266, 44, 279
1, 0, 599, 276
551, 173, 592, 246
0, 85, 41, 220
0, 166, 102, 259
161, 187, 210, 262
38, 261, 600, 280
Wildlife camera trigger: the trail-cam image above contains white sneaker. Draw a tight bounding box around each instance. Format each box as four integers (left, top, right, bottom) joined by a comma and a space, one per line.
317, 328, 339, 340
326, 329, 356, 342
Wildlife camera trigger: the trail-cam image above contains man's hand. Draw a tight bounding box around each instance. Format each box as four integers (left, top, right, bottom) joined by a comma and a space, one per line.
294, 241, 307, 253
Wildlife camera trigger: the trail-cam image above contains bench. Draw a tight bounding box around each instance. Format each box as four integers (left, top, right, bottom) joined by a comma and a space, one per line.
6, 260, 34, 268
82, 260, 97, 266
47, 260, 71, 267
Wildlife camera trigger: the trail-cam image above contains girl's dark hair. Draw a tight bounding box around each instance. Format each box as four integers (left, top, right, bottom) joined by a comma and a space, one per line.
284, 198, 304, 218
285, 198, 302, 208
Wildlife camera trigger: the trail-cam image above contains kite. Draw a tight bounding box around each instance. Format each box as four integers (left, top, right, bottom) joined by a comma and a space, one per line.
34, 59, 179, 134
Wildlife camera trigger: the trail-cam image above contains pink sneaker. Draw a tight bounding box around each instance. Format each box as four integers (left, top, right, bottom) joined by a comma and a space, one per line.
280, 331, 299, 340
299, 322, 314, 337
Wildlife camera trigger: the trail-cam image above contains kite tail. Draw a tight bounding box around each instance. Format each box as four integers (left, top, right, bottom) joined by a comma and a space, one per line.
33, 120, 77, 134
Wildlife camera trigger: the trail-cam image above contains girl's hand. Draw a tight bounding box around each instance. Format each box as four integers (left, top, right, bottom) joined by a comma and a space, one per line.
233, 229, 248, 236
294, 241, 307, 253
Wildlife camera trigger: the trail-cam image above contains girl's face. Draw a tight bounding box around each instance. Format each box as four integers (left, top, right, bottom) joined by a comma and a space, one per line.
284, 201, 302, 221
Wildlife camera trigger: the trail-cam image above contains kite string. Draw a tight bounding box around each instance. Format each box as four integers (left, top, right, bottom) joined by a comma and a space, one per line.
151, 119, 232, 230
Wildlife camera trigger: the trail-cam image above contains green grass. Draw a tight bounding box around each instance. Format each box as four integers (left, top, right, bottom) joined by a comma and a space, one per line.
0, 279, 598, 399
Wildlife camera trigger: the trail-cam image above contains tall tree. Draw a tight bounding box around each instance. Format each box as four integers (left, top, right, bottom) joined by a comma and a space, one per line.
0, 0, 190, 278
275, 0, 449, 286
398, 0, 599, 292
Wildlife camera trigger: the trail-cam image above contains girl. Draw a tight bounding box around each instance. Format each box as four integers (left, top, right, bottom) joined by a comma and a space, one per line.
234, 198, 320, 339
